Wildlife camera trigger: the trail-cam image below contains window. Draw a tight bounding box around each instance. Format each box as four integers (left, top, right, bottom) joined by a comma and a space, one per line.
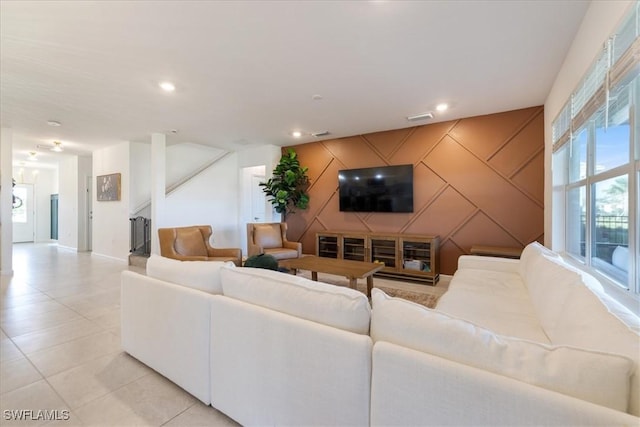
552, 3, 640, 296
569, 128, 587, 183
12, 186, 27, 223
557, 76, 637, 292
592, 175, 629, 282
566, 185, 585, 259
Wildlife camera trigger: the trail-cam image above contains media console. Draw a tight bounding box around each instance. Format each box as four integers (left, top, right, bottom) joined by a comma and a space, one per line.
316, 231, 439, 284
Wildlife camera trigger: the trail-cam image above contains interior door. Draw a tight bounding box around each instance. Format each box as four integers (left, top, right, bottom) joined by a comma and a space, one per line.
251, 174, 266, 222
13, 183, 35, 243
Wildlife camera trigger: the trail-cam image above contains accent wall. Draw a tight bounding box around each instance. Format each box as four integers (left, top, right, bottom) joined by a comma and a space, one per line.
286, 106, 544, 275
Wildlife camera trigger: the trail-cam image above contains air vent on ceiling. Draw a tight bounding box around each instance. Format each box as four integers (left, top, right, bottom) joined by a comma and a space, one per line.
406, 112, 434, 122
311, 131, 330, 137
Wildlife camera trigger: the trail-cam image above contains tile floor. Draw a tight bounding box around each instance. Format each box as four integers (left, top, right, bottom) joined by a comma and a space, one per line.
1, 243, 237, 426
1, 243, 450, 426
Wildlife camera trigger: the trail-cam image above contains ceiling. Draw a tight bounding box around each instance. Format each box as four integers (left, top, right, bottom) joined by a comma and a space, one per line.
1, 1, 590, 169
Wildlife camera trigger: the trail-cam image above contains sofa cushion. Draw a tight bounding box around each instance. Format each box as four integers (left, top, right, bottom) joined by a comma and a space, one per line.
523, 253, 585, 340
254, 224, 283, 249
437, 268, 550, 343
146, 254, 233, 294
220, 266, 370, 334
518, 241, 560, 280
371, 289, 635, 412
551, 282, 640, 416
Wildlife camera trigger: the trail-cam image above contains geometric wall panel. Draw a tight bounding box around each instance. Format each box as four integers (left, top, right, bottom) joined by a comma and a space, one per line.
286, 106, 544, 275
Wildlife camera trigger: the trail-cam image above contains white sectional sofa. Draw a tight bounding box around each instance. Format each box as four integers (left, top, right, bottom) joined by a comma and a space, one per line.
370, 242, 639, 426
122, 255, 372, 426
121, 244, 640, 426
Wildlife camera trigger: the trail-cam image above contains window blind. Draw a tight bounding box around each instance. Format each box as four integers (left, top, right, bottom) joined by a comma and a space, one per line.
552, 2, 640, 152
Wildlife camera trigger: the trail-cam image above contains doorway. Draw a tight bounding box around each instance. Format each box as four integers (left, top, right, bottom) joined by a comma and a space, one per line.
12, 183, 35, 243
250, 174, 266, 223
86, 176, 93, 251
240, 165, 268, 255
50, 194, 59, 240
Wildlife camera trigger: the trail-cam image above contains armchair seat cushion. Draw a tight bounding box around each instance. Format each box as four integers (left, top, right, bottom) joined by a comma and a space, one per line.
247, 222, 301, 261
263, 248, 299, 260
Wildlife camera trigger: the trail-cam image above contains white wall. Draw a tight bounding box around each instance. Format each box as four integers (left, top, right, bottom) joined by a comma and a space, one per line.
163, 151, 240, 248
92, 142, 130, 261
58, 155, 92, 250
166, 143, 227, 187
13, 166, 58, 242
58, 156, 79, 250
544, 1, 633, 248
1, 129, 13, 274
130, 142, 151, 216
77, 157, 92, 251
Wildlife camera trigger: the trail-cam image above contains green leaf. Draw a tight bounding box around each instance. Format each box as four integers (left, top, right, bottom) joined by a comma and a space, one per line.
260, 148, 310, 216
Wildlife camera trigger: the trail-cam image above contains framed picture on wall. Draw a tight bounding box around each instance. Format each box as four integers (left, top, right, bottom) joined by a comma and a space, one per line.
97, 173, 121, 201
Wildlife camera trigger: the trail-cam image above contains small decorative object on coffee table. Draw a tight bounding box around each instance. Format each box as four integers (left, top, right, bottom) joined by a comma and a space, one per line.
280, 256, 384, 297
244, 254, 279, 271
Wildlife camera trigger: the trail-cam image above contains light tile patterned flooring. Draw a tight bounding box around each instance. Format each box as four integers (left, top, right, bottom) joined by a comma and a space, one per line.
1, 243, 450, 426
1, 243, 237, 426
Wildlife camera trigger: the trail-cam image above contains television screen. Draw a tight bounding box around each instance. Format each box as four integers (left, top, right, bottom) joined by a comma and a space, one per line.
338, 164, 414, 213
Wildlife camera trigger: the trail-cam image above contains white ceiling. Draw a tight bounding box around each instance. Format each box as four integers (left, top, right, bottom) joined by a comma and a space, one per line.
1, 1, 589, 168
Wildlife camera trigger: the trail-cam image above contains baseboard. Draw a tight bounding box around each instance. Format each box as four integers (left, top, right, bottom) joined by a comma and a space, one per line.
90, 252, 128, 264
56, 244, 79, 252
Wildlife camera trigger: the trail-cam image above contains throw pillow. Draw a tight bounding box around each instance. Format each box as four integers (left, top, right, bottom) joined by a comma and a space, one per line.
146, 254, 234, 294
220, 266, 371, 334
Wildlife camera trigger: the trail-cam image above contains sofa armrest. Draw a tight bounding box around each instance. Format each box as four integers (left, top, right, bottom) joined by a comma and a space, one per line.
121, 271, 214, 404
208, 247, 242, 266
457, 255, 519, 273
211, 296, 372, 426
247, 239, 263, 257
371, 342, 639, 426
283, 240, 302, 256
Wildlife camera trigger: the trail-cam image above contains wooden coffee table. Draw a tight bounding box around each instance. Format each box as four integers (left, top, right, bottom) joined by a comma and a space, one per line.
280, 256, 385, 297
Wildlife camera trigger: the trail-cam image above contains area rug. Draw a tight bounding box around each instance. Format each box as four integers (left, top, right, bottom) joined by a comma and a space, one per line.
295, 271, 439, 308
373, 285, 439, 308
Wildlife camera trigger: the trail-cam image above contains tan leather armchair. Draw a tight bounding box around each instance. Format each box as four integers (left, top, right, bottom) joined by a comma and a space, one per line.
158, 225, 242, 266
247, 222, 302, 261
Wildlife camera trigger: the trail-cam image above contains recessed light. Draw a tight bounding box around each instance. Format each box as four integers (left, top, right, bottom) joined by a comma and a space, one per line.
407, 112, 434, 122
51, 141, 63, 152
436, 103, 448, 112
312, 94, 323, 101
47, 120, 61, 127
159, 82, 176, 92
292, 131, 302, 138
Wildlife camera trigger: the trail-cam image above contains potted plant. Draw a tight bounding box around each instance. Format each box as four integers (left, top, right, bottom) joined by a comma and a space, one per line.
260, 148, 310, 216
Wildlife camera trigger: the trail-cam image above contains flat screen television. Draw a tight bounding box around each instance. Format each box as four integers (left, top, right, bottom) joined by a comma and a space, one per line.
338, 164, 414, 213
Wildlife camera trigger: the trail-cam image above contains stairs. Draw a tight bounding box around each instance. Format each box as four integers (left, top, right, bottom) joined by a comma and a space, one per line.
128, 253, 149, 268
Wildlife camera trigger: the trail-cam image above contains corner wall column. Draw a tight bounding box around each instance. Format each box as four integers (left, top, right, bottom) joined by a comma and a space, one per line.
150, 133, 166, 255
1, 128, 13, 275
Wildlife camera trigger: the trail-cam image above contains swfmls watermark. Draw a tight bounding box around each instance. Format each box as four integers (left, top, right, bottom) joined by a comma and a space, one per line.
3, 409, 70, 421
